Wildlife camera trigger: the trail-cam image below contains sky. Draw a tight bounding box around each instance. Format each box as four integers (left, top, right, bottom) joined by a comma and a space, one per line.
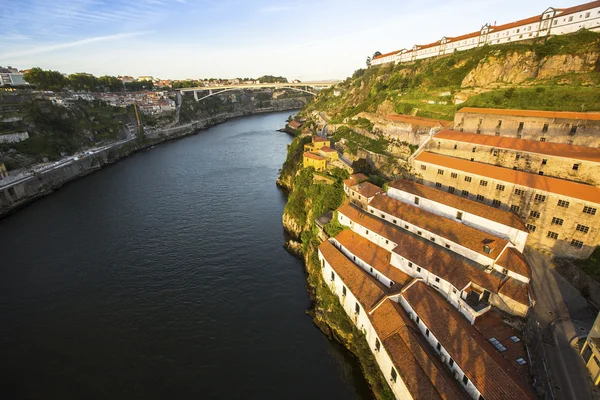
0, 0, 587, 80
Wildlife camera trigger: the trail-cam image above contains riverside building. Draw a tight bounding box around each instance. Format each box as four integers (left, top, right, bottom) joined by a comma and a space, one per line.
372, 0, 600, 66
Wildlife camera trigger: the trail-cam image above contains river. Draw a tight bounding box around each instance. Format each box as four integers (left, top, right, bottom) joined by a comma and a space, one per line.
0, 111, 372, 399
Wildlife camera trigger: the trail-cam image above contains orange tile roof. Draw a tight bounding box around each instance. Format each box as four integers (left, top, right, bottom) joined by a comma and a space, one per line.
344, 173, 369, 188
496, 247, 531, 279
318, 240, 388, 311
370, 194, 508, 259
337, 204, 503, 293
415, 152, 600, 204
373, 49, 402, 60
303, 152, 326, 161
312, 135, 329, 142
490, 15, 542, 33
446, 30, 481, 43
333, 230, 413, 289
434, 129, 600, 163
289, 120, 302, 129
319, 146, 336, 153
402, 281, 536, 400
557, 0, 600, 16
387, 114, 451, 128
352, 182, 383, 198
388, 179, 527, 231
457, 107, 600, 121
498, 277, 530, 305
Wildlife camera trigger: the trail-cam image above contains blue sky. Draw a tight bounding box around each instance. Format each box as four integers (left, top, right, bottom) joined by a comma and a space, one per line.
0, 0, 586, 80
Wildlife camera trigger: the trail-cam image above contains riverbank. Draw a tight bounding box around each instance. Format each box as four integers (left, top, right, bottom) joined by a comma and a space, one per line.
0, 104, 301, 220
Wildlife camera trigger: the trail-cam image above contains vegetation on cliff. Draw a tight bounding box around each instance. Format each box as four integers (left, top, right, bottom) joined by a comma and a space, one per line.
279, 134, 394, 399
303, 30, 600, 122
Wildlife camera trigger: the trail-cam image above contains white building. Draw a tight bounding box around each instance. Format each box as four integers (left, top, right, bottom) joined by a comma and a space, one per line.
372, 1, 600, 66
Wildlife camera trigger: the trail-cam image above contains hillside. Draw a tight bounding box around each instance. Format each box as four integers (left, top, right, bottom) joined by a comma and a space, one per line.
302, 30, 600, 122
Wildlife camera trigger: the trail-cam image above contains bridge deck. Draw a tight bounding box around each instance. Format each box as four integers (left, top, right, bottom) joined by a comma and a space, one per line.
179, 82, 337, 92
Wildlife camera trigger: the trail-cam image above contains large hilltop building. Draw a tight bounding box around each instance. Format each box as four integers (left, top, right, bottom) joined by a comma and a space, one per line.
371, 0, 600, 66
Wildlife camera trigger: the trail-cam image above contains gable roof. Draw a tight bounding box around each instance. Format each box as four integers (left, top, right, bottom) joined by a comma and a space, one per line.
352, 182, 383, 198
303, 152, 326, 161
496, 247, 531, 279
402, 281, 536, 400
456, 107, 600, 121
415, 152, 600, 204
434, 129, 600, 163
387, 179, 527, 231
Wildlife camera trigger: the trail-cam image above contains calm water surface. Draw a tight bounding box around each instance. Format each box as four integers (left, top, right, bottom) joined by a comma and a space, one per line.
0, 111, 372, 400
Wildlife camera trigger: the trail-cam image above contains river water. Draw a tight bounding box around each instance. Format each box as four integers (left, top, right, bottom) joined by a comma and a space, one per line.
0, 111, 372, 400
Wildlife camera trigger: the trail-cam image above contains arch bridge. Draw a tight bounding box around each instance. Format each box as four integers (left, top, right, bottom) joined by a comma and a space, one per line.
178, 81, 337, 102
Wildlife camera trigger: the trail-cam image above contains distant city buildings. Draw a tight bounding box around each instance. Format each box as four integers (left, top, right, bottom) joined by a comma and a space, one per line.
0, 66, 27, 87
372, 1, 600, 66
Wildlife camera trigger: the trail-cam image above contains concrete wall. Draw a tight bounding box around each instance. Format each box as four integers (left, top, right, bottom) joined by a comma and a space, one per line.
415, 159, 600, 258
426, 137, 599, 185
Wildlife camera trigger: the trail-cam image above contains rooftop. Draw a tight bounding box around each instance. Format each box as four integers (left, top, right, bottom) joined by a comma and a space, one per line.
333, 230, 413, 289
343, 173, 369, 188
303, 152, 326, 161
288, 120, 302, 129
498, 278, 530, 306
369, 193, 508, 260
319, 146, 336, 153
318, 240, 388, 311
312, 135, 329, 142
387, 179, 527, 232
434, 129, 600, 163
352, 182, 383, 198
337, 203, 504, 294
457, 107, 600, 121
496, 247, 531, 280
402, 281, 536, 400
415, 152, 600, 204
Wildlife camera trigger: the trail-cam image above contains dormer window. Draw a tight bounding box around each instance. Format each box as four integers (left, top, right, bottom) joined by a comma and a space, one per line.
483, 245, 492, 255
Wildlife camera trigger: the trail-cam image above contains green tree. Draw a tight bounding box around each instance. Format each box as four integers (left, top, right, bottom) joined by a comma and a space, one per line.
23, 67, 68, 91
366, 56, 371, 67
372, 51, 382, 59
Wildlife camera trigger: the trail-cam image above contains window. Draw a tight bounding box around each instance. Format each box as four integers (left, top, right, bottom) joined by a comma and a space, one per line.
493, 150, 499, 156
375, 338, 381, 352
497, 120, 502, 128
510, 205, 520, 213
516, 358, 527, 366
515, 154, 521, 160
542, 123, 548, 133
462, 190, 469, 197
408, 262, 413, 268
434, 277, 440, 283
393, 219, 397, 224
569, 16, 573, 22
451, 172, 458, 178
342, 286, 347, 296
557, 200, 570, 208
540, 137, 546, 142
414, 197, 420, 205
391, 367, 397, 383
389, 281, 394, 288
518, 122, 524, 132
435, 182, 442, 188
526, 224, 537, 232
416, 267, 422, 272
576, 224, 590, 234
571, 239, 584, 249
445, 244, 451, 249
547, 231, 559, 240
417, 231, 422, 236
570, 125, 578, 135
465, 176, 472, 183
415, 316, 419, 324
552, 217, 564, 226
583, 206, 597, 215
480, 180, 488, 187
453, 144, 458, 150
421, 165, 426, 170
436, 342, 441, 351
438, 169, 444, 175
355, 302, 360, 315
430, 237, 436, 242
456, 211, 463, 220
510, 335, 521, 343
489, 337, 507, 352
496, 184, 505, 191
586, 12, 591, 18
534, 194, 546, 202
331, 271, 335, 281
448, 186, 455, 194
541, 158, 548, 166
483, 245, 492, 254
425, 329, 430, 337
472, 147, 476, 153
492, 199, 501, 207
404, 224, 409, 229
449, 358, 454, 367
530, 210, 540, 218
476, 194, 485, 202
573, 163, 580, 171
462, 375, 469, 386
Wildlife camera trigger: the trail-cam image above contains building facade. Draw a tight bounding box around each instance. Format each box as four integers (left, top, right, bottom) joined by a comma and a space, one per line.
454, 108, 600, 147
372, 1, 600, 66
580, 311, 600, 386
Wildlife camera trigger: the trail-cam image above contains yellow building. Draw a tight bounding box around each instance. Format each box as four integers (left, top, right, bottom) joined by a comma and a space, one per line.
581, 312, 600, 386
318, 146, 338, 161
0, 163, 7, 179
303, 152, 327, 172
304, 135, 330, 152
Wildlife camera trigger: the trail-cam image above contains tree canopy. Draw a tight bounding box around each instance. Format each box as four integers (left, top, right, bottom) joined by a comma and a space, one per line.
23, 67, 153, 92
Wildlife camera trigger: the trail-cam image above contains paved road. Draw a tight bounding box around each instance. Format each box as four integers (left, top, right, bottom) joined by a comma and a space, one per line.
526, 247, 600, 400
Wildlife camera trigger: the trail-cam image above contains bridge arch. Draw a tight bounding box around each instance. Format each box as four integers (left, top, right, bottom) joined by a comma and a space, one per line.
192, 86, 316, 102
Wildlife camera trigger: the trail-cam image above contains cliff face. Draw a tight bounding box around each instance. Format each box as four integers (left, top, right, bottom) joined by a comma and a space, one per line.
462, 51, 600, 87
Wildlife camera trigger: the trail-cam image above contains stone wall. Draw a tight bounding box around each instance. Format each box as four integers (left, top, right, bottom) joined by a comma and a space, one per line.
0, 132, 29, 143
555, 259, 600, 307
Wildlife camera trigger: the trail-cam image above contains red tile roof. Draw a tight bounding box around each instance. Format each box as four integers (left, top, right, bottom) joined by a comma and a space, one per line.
312, 135, 329, 142
289, 120, 302, 129
344, 173, 369, 188
415, 152, 600, 204
337, 204, 503, 294
402, 281, 536, 400
490, 15, 542, 33
557, 0, 600, 16
434, 129, 600, 163
318, 240, 388, 311
457, 107, 600, 121
387, 179, 527, 231
496, 247, 531, 280
369, 194, 508, 260
352, 182, 383, 199
373, 49, 402, 60
387, 114, 451, 128
333, 230, 413, 289
303, 152, 326, 161
319, 146, 336, 153
446, 30, 481, 43
498, 277, 530, 305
